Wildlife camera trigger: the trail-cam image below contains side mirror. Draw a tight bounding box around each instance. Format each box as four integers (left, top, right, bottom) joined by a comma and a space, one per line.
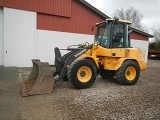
92, 23, 98, 32
92, 26, 94, 32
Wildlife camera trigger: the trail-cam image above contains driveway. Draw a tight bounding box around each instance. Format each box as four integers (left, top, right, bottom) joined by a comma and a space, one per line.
0, 67, 21, 120
18, 59, 160, 120
0, 59, 160, 120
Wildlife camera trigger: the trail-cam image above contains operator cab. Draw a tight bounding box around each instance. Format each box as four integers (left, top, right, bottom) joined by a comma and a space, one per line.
95, 18, 132, 48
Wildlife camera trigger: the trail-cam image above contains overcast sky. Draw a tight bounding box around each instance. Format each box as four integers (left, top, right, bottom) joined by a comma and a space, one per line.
85, 0, 160, 34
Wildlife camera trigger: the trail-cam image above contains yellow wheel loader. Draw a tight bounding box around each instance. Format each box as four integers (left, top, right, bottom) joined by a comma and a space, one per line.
21, 18, 147, 97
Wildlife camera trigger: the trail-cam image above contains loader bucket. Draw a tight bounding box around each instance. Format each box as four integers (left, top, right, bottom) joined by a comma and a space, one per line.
21, 59, 55, 97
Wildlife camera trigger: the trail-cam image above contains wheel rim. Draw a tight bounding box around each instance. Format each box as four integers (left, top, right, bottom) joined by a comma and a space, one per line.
125, 66, 136, 81
77, 66, 92, 83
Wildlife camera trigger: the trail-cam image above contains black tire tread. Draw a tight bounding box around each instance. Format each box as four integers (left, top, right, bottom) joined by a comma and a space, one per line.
67, 59, 96, 89
115, 60, 140, 85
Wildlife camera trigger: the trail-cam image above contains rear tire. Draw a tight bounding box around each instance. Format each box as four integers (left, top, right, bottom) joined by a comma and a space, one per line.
115, 60, 140, 85
68, 59, 96, 89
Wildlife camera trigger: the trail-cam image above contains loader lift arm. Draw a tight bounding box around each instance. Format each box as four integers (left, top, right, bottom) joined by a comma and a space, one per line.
21, 44, 92, 97
54, 44, 93, 82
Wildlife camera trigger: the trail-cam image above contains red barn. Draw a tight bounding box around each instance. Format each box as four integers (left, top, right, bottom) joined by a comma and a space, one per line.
0, 0, 153, 67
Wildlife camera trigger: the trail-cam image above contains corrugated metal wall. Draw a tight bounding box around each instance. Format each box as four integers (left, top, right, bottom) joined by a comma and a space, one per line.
36, 30, 149, 65
37, 0, 105, 35
36, 30, 94, 65
0, 7, 4, 65
0, 1, 150, 67
131, 32, 148, 41
131, 39, 149, 62
4, 8, 36, 67
0, 0, 71, 17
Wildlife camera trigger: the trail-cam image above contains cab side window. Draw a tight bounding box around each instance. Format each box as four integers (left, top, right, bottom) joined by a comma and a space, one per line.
112, 24, 124, 48
97, 25, 108, 47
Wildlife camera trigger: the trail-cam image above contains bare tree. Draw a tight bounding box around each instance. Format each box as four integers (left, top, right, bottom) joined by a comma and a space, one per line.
149, 27, 160, 51
112, 6, 145, 31
152, 27, 160, 42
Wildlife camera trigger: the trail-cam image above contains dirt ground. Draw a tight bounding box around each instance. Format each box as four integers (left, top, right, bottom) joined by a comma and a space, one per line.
18, 59, 160, 120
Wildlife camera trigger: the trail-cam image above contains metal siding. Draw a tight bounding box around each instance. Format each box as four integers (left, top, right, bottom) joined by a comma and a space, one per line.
131, 32, 148, 41
36, 30, 149, 64
131, 39, 149, 62
0, 7, 4, 65
4, 8, 36, 67
0, 0, 71, 17
37, 0, 105, 35
36, 30, 94, 65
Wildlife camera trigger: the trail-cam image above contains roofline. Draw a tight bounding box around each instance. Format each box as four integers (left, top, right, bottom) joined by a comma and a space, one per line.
78, 0, 154, 38
129, 26, 154, 38
78, 0, 110, 19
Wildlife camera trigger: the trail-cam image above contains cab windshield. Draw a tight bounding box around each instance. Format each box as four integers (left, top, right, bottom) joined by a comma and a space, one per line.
95, 22, 109, 48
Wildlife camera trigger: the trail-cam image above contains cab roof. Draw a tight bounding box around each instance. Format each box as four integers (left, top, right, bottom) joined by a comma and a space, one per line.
94, 18, 153, 38
105, 18, 132, 24
95, 18, 132, 26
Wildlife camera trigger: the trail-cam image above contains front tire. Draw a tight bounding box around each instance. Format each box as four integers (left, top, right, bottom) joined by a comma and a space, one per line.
115, 60, 140, 85
68, 59, 96, 89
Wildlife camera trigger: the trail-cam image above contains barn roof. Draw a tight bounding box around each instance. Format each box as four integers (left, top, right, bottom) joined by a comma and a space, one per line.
129, 26, 154, 38
79, 0, 153, 38
0, 0, 153, 38
78, 0, 153, 38
78, 0, 109, 19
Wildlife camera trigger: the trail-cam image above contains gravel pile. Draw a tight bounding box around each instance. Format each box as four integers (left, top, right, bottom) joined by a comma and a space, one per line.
18, 59, 160, 120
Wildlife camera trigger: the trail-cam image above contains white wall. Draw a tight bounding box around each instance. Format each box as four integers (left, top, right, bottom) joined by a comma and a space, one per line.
36, 30, 94, 65
1, 8, 149, 67
131, 39, 149, 62
36, 30, 149, 65
4, 8, 36, 67
0, 7, 4, 65
1, 7, 94, 67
